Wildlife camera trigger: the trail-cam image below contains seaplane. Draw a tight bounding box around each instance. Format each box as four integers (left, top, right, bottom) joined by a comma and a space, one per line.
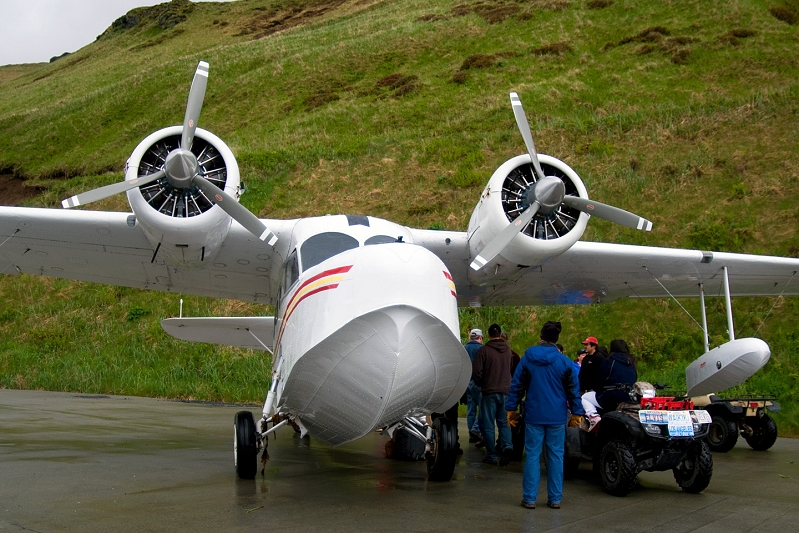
1, 62, 797, 482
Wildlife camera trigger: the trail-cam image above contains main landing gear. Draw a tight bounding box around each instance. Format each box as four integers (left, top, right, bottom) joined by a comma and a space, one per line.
234, 411, 258, 480
233, 410, 296, 480
383, 416, 458, 482
234, 412, 460, 483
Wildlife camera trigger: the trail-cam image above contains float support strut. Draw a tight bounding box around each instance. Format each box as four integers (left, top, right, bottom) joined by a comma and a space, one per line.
723, 266, 735, 342
699, 283, 710, 353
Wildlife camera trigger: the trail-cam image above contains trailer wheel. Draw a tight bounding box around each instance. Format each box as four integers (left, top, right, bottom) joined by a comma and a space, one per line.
707, 414, 739, 453
673, 440, 713, 493
743, 414, 778, 451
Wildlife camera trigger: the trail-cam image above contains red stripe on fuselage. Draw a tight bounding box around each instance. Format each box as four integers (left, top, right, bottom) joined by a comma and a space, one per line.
275, 265, 353, 351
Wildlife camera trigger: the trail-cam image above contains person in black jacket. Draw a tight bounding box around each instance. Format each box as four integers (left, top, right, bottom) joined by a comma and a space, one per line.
578, 336, 602, 393
581, 339, 637, 428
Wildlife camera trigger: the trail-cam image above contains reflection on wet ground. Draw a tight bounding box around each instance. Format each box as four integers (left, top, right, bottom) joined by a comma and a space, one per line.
1, 389, 798, 532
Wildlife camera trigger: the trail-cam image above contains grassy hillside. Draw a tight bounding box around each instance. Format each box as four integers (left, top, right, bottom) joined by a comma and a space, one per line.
1, 0, 799, 432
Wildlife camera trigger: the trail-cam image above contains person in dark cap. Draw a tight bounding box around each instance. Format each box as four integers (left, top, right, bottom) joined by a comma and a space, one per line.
506, 321, 583, 510
472, 323, 514, 465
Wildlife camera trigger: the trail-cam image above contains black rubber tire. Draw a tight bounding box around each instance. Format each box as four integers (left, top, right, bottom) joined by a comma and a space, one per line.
707, 414, 739, 453
234, 411, 258, 480
564, 456, 581, 478
599, 440, 638, 496
744, 414, 778, 451
673, 440, 713, 493
426, 417, 457, 482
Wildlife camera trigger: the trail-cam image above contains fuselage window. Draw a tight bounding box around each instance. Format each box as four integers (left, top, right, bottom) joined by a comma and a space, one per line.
284, 249, 299, 289
364, 235, 398, 245
300, 232, 359, 271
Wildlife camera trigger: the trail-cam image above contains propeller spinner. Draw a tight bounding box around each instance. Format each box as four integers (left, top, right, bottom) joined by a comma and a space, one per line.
470, 92, 652, 271
62, 61, 277, 246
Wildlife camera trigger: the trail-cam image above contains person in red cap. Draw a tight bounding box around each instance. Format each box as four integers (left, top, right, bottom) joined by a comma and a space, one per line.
577, 336, 604, 430
577, 336, 601, 394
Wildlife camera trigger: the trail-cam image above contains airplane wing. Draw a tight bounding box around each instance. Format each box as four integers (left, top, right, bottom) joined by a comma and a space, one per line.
410, 228, 799, 307
0, 206, 295, 304
161, 316, 276, 351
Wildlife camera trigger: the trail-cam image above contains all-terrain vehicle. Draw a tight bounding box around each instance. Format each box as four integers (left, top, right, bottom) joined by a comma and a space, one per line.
565, 382, 713, 496
692, 394, 780, 452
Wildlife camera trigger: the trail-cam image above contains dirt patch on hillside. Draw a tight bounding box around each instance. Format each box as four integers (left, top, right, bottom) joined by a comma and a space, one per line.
237, 0, 351, 40
0, 175, 43, 206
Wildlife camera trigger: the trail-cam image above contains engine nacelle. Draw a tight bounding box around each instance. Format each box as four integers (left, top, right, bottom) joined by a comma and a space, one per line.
467, 154, 589, 284
125, 126, 240, 267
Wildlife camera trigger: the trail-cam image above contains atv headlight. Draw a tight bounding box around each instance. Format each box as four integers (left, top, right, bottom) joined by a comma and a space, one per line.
643, 423, 663, 436
693, 423, 708, 437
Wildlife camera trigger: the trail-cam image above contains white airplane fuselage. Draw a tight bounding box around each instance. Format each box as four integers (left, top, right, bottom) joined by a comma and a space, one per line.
270, 216, 471, 446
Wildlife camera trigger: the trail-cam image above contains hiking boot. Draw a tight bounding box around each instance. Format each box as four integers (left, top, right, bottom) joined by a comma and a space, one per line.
468, 431, 481, 443
482, 456, 498, 465
547, 501, 561, 509
520, 500, 536, 509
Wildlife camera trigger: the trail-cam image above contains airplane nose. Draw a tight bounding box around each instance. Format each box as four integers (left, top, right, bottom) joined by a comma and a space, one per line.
279, 304, 470, 447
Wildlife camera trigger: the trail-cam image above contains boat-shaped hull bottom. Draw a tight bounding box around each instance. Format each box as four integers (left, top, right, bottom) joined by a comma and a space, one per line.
278, 304, 470, 446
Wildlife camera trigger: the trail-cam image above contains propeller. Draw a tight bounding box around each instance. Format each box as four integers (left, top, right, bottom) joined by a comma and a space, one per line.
470, 92, 652, 271
61, 61, 277, 247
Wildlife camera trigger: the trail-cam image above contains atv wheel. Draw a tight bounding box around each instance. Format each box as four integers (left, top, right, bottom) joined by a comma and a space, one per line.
599, 440, 638, 496
707, 415, 739, 453
564, 456, 581, 478
743, 414, 778, 451
234, 411, 258, 480
673, 440, 713, 493
426, 417, 457, 482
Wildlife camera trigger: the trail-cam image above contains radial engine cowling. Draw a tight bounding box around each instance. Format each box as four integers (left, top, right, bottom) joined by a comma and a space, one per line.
467, 154, 589, 283
125, 126, 241, 267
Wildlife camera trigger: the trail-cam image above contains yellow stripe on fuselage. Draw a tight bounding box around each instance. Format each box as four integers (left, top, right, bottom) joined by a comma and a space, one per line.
285, 274, 346, 316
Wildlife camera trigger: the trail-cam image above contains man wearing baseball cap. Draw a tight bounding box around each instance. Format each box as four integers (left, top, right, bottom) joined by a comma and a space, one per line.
578, 336, 602, 394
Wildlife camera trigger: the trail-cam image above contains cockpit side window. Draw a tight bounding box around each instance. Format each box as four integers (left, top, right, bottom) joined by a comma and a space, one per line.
300, 232, 359, 271
364, 235, 398, 245
284, 249, 299, 290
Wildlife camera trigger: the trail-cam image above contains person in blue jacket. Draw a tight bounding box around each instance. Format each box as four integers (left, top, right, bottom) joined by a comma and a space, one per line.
463, 328, 484, 443
506, 321, 583, 510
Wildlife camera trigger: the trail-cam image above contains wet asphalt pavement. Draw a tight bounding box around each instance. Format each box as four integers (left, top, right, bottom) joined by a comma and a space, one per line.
1, 389, 798, 532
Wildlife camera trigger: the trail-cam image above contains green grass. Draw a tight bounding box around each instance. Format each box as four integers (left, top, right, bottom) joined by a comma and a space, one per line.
1, 0, 799, 434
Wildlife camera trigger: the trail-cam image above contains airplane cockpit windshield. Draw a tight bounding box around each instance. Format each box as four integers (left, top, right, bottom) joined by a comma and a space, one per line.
300, 232, 359, 271
364, 235, 397, 245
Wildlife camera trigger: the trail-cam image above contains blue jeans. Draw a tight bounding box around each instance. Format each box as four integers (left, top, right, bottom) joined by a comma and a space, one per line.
523, 423, 565, 504
479, 392, 512, 461
466, 380, 482, 434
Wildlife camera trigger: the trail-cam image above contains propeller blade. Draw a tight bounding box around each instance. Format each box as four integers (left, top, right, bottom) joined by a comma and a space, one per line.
181, 61, 209, 151
470, 202, 541, 271
561, 196, 653, 231
61, 169, 165, 208
510, 92, 546, 182
193, 175, 278, 245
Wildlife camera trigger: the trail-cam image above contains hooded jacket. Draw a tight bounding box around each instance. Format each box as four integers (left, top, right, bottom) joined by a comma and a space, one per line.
505, 341, 584, 425
472, 339, 513, 394
595, 352, 638, 411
